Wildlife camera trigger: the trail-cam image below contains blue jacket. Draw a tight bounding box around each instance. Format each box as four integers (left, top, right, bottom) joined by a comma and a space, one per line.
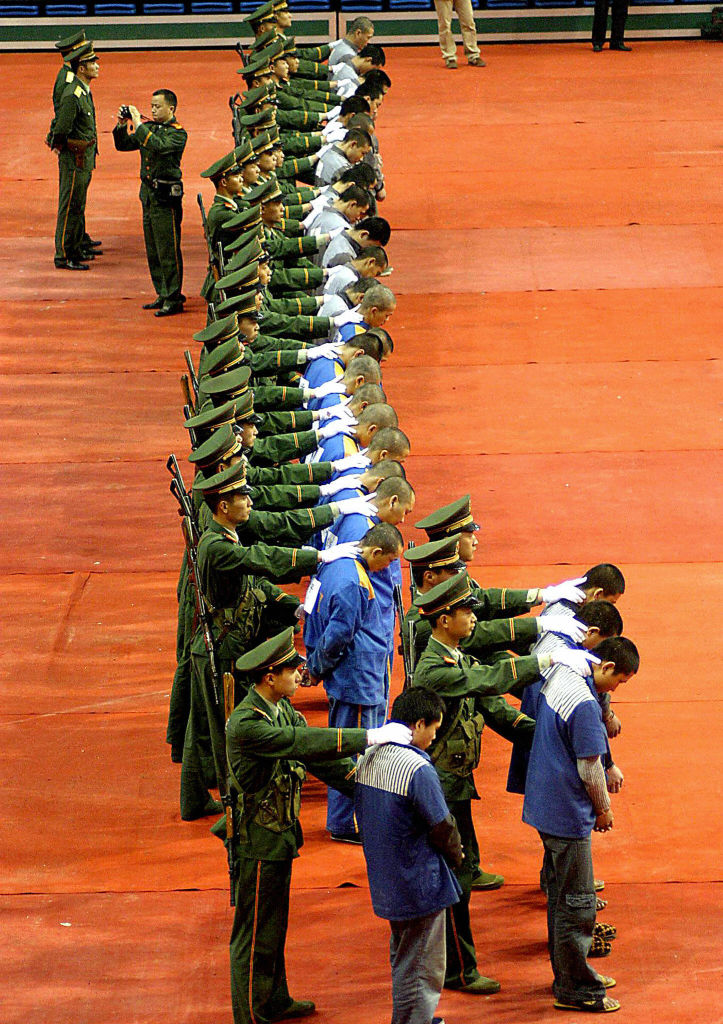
305, 356, 344, 411
304, 555, 389, 704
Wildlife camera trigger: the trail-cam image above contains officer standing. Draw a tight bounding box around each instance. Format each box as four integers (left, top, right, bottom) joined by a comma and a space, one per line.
113, 89, 187, 316
48, 40, 100, 271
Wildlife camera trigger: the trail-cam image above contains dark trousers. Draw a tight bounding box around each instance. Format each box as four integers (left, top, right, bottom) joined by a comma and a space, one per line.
230, 857, 294, 1024
326, 697, 386, 834
140, 185, 183, 301
539, 831, 605, 1005
592, 0, 629, 45
54, 151, 92, 263
444, 798, 481, 985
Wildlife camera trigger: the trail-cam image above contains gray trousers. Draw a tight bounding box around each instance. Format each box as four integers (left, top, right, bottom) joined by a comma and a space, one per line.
539, 831, 605, 1005
389, 909, 446, 1024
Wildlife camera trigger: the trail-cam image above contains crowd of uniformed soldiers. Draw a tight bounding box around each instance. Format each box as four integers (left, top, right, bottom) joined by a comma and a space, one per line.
49, 12, 639, 1020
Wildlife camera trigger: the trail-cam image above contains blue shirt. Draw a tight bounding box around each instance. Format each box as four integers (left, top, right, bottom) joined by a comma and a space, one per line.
522, 664, 608, 838
305, 356, 344, 411
303, 555, 388, 705
355, 742, 462, 921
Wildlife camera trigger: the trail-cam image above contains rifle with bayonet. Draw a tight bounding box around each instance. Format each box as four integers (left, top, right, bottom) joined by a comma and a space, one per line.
394, 580, 414, 689
183, 403, 198, 448
405, 540, 417, 687
181, 373, 195, 416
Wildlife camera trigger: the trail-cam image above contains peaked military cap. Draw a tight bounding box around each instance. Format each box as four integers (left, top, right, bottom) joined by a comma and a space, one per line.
238, 109, 276, 132
68, 41, 98, 63
251, 130, 275, 154
216, 261, 260, 293
233, 389, 263, 425
242, 0, 276, 28
200, 149, 242, 180
55, 30, 86, 55
236, 627, 304, 674
188, 423, 244, 468
245, 177, 282, 205
203, 364, 252, 401
260, 38, 285, 62
236, 83, 275, 108
224, 225, 265, 258
414, 573, 477, 618
414, 495, 480, 539
193, 312, 240, 346
224, 205, 263, 235
251, 28, 278, 51
404, 533, 464, 571
205, 338, 246, 377
215, 289, 262, 319
194, 460, 252, 498
267, 126, 282, 148
184, 398, 237, 434
241, 53, 273, 80
272, 0, 289, 10
282, 36, 297, 55
234, 137, 256, 165
220, 237, 264, 273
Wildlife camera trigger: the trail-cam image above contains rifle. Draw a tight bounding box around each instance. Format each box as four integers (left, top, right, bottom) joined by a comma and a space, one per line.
198, 192, 221, 284
184, 349, 199, 400
183, 403, 198, 448
222, 671, 239, 907
181, 373, 195, 416
394, 583, 414, 689
235, 42, 248, 66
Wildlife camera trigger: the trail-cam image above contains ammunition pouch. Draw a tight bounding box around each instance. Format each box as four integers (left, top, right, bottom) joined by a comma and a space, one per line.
235, 761, 307, 836
430, 698, 485, 778
152, 177, 184, 203
212, 580, 268, 654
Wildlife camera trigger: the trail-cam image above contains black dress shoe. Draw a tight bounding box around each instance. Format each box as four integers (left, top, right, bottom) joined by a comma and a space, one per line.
592, 43, 603, 51
82, 249, 103, 258
143, 298, 164, 310
87, 238, 103, 247
610, 42, 631, 50
55, 259, 89, 270
155, 300, 185, 317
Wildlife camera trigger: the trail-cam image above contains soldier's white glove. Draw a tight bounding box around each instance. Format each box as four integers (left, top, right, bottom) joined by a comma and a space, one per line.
537, 615, 587, 643
326, 104, 342, 120
367, 723, 413, 747
332, 452, 370, 473
317, 417, 357, 441
331, 307, 362, 328
333, 493, 377, 517
318, 541, 360, 563
319, 474, 361, 496
540, 576, 588, 605
548, 647, 601, 677
312, 377, 348, 399
306, 341, 343, 362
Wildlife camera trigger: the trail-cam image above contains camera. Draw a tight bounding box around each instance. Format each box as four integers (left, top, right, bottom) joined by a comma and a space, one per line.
119, 104, 131, 120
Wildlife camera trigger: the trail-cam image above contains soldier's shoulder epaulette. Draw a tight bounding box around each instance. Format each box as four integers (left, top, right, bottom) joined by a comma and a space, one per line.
171, 121, 185, 130
74, 85, 84, 98
65, 70, 74, 83
443, 656, 457, 665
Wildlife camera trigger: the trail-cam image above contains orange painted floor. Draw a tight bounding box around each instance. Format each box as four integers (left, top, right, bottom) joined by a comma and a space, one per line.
1, 40, 722, 1024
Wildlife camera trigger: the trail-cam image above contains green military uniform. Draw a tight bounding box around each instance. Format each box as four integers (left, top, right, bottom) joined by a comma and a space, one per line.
48, 46, 97, 267
52, 31, 86, 112
112, 113, 187, 306
225, 628, 367, 1024
413, 574, 537, 991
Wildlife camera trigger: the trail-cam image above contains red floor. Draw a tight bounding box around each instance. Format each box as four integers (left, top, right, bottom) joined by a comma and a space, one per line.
1, 40, 722, 1024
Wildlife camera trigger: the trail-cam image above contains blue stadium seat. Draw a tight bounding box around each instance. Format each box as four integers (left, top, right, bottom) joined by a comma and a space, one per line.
533, 1, 577, 7
340, 0, 384, 9
0, 3, 40, 11
388, 0, 434, 9
190, 0, 233, 10
93, 2, 137, 11
45, 3, 89, 12
486, 0, 530, 8
142, 1, 185, 10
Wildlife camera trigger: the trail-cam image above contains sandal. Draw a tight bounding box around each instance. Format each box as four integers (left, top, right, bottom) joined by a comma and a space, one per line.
596, 896, 608, 911
595, 922, 617, 941
554, 996, 620, 1013
589, 934, 612, 958
598, 975, 617, 989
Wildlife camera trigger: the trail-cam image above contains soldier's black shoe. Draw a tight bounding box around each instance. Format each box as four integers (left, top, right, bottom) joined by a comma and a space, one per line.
592, 43, 603, 51
155, 300, 185, 317
82, 249, 103, 258
610, 42, 631, 50
55, 259, 89, 270
269, 1000, 316, 1020
87, 238, 103, 247
143, 298, 164, 309
181, 797, 223, 821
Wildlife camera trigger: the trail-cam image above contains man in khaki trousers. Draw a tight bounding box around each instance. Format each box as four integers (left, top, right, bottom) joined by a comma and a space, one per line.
434, 0, 485, 69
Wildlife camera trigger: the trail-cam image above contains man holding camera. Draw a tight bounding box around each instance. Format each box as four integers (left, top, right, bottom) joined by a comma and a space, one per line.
113, 89, 187, 317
